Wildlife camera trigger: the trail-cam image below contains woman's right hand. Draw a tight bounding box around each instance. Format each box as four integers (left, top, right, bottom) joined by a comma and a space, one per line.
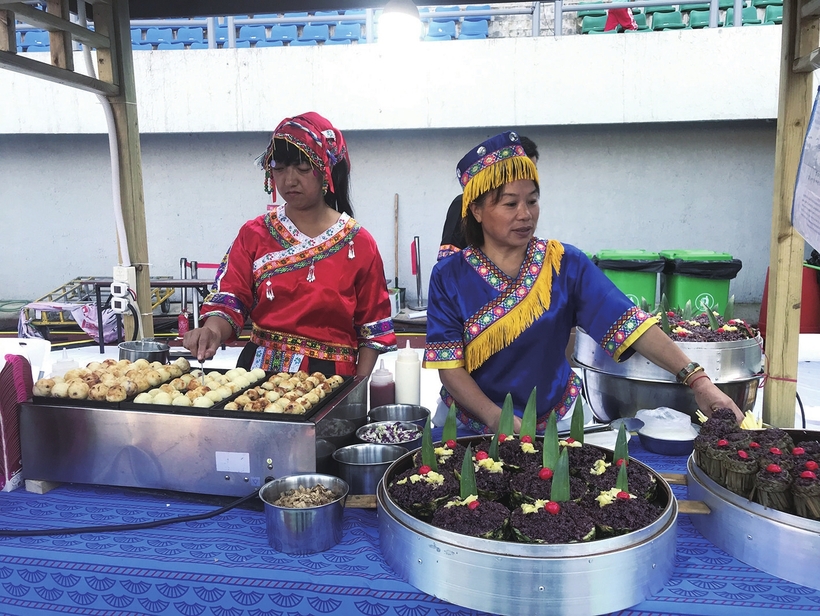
182, 319, 230, 362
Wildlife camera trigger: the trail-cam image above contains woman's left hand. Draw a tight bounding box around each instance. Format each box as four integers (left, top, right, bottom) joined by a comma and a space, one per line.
691, 377, 743, 423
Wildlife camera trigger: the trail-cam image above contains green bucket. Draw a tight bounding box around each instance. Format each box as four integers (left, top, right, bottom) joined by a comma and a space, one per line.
595, 249, 663, 307
659, 250, 742, 314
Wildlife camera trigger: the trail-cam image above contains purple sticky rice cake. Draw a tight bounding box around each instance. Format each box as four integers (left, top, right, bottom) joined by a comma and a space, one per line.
752, 463, 794, 513
559, 438, 608, 476
758, 446, 794, 472
471, 454, 512, 502
585, 489, 663, 537
793, 468, 820, 521
387, 466, 460, 520
509, 500, 596, 544
430, 496, 510, 539
790, 442, 820, 468
588, 460, 657, 500
412, 440, 468, 476
496, 435, 542, 471
721, 448, 759, 498
753, 427, 795, 453
509, 468, 588, 508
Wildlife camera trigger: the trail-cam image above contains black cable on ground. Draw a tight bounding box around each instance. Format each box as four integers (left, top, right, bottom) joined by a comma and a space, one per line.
796, 390, 807, 430
0, 490, 259, 537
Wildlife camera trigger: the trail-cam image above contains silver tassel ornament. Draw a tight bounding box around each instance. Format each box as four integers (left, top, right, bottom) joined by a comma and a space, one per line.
265, 280, 275, 301
348, 239, 355, 259
307, 260, 316, 283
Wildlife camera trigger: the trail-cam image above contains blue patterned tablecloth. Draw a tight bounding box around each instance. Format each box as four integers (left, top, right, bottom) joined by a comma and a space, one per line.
0, 442, 818, 616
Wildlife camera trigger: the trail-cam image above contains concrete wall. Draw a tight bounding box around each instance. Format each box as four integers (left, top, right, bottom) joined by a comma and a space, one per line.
0, 121, 775, 304
0, 25, 783, 305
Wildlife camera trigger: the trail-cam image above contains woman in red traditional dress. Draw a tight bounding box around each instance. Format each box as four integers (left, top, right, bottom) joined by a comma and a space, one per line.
183, 112, 397, 376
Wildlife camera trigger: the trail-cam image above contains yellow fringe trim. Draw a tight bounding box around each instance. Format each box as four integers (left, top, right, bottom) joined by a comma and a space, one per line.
612, 315, 659, 362
465, 240, 564, 373
461, 156, 539, 218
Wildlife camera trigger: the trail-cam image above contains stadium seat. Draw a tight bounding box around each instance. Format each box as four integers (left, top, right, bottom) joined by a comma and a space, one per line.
157, 41, 185, 50
428, 19, 457, 38
176, 27, 204, 43
424, 33, 452, 41
16, 31, 23, 52
331, 22, 362, 41
682, 1, 736, 10
631, 12, 651, 30
464, 5, 492, 21
753, 0, 782, 6
282, 12, 308, 27
580, 14, 607, 33
459, 31, 488, 39
210, 26, 229, 45
189, 41, 210, 49
130, 28, 143, 44
460, 19, 489, 37
144, 27, 173, 45
289, 39, 317, 45
298, 23, 329, 42
588, 28, 618, 33
688, 9, 722, 27
764, 4, 783, 22
652, 10, 689, 28
324, 38, 351, 44
724, 6, 762, 24
256, 40, 285, 47
132, 42, 154, 50
252, 13, 281, 24
235, 40, 251, 48
435, 5, 461, 17
644, 4, 677, 15
23, 30, 49, 49
238, 24, 266, 42
577, 2, 607, 18
312, 10, 341, 24
269, 24, 298, 43
342, 9, 367, 25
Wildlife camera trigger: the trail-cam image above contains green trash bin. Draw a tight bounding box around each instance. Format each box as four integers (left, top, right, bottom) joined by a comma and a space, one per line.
659, 249, 743, 314
595, 249, 664, 307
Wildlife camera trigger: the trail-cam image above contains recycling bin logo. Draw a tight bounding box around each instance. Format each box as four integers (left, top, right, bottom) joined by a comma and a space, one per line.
695, 293, 715, 311
626, 294, 640, 305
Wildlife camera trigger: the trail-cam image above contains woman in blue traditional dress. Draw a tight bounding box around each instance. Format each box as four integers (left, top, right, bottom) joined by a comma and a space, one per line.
423, 131, 741, 435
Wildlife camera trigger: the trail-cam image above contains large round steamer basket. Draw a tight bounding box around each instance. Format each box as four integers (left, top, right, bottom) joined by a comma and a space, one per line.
574, 330, 764, 423
377, 436, 678, 616
686, 429, 820, 591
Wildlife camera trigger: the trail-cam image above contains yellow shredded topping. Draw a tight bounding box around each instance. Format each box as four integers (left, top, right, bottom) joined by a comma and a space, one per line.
520, 442, 536, 454
477, 458, 504, 473
434, 447, 455, 464
444, 494, 479, 508
521, 499, 549, 514
408, 471, 445, 485
559, 439, 581, 448
590, 459, 610, 476
396, 478, 407, 485
695, 409, 709, 424
687, 320, 700, 327
673, 326, 693, 335
595, 488, 635, 507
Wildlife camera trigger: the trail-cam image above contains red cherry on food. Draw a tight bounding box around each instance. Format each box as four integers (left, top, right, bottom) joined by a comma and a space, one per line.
475, 451, 489, 461
749, 442, 760, 449
545, 501, 561, 515
521, 435, 532, 444
616, 458, 627, 467
769, 447, 782, 455
737, 450, 749, 459
717, 439, 729, 447
800, 471, 817, 480
467, 500, 480, 510
616, 491, 630, 500
766, 463, 782, 474
792, 447, 805, 456
565, 437, 576, 444
806, 461, 819, 471
498, 434, 507, 443
538, 468, 554, 480
446, 439, 457, 449
419, 465, 431, 475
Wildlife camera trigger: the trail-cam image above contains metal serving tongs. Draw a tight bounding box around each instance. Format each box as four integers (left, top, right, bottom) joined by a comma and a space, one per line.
199, 359, 205, 386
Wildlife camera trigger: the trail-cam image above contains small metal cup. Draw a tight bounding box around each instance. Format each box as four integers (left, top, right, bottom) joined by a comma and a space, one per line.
367, 404, 430, 427
333, 443, 407, 495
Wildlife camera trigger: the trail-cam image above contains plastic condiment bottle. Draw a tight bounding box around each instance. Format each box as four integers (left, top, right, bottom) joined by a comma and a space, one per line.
394, 340, 421, 405
369, 359, 395, 409
50, 349, 78, 378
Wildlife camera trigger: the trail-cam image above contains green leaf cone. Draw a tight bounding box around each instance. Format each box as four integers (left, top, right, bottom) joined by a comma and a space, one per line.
421, 415, 438, 471
542, 411, 560, 470
613, 422, 630, 467
441, 402, 458, 444
489, 429, 500, 462
660, 293, 669, 315
640, 297, 650, 313
520, 387, 537, 442
706, 307, 721, 331
570, 395, 585, 444
682, 300, 694, 321
550, 448, 571, 502
615, 458, 629, 493
724, 295, 735, 321
499, 393, 515, 437
460, 444, 477, 500
660, 309, 671, 335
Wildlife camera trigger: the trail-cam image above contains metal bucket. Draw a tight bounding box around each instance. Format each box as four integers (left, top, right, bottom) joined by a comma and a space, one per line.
333, 443, 407, 495
378, 437, 678, 616
118, 340, 170, 364
574, 330, 764, 423
259, 473, 348, 555
368, 404, 431, 427
687, 450, 820, 591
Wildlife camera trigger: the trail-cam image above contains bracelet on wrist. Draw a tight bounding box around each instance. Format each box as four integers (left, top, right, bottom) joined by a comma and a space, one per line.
687, 373, 710, 388
676, 362, 704, 385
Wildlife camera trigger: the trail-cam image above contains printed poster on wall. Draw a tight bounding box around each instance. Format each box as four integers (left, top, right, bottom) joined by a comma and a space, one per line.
793, 87, 820, 249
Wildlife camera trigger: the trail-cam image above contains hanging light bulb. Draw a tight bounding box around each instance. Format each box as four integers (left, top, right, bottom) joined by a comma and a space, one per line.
379, 0, 421, 46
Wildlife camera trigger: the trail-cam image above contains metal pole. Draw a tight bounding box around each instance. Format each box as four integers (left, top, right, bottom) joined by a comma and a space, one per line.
709, 0, 718, 28
733, 0, 742, 26
554, 0, 563, 37
366, 8, 373, 43
227, 15, 236, 48
532, 1, 541, 36
207, 16, 215, 49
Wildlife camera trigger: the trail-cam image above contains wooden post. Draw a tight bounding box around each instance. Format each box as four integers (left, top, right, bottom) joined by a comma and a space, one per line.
763, 0, 818, 427
0, 10, 16, 54
94, 0, 154, 338
46, 0, 72, 71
